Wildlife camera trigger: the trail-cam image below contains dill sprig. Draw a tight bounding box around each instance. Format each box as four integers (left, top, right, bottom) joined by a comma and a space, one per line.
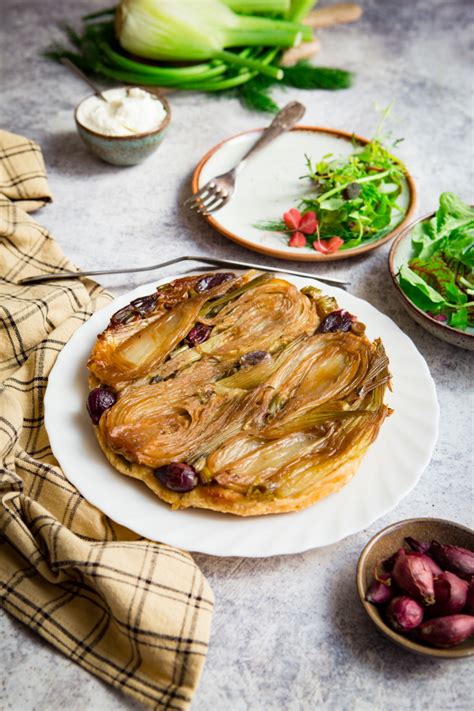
235, 61, 353, 112
282, 62, 353, 91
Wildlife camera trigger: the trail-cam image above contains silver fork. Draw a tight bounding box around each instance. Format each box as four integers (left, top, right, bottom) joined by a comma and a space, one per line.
184, 101, 306, 216
19, 255, 350, 287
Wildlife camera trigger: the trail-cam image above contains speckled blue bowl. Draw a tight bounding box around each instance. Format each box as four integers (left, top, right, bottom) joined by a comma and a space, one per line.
74, 91, 171, 166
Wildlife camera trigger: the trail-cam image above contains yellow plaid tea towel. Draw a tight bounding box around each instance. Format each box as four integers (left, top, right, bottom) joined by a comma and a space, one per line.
0, 130, 213, 710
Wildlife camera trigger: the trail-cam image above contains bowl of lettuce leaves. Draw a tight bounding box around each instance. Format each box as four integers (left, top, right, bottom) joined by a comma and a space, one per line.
389, 193, 474, 350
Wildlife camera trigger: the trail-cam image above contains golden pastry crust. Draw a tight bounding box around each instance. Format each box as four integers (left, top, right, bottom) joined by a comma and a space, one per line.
94, 424, 363, 516
87, 272, 391, 517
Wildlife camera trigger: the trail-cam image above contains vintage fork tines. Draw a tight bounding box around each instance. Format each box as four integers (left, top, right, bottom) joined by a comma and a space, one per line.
184, 101, 306, 216
184, 174, 233, 215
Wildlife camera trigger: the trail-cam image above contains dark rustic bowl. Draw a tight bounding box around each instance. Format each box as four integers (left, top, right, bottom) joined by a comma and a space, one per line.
356, 518, 474, 658
389, 214, 474, 350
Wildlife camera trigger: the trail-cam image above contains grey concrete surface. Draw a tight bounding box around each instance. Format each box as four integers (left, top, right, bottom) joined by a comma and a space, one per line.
1, 1, 473, 709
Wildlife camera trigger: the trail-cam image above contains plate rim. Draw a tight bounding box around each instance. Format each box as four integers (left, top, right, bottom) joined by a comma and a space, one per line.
44, 273, 439, 557
191, 125, 418, 262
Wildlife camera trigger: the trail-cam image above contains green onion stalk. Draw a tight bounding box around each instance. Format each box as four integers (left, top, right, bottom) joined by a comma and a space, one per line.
286, 0, 317, 22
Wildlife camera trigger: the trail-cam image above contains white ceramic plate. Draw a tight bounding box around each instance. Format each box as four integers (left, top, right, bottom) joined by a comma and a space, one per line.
192, 127, 417, 262
45, 273, 438, 557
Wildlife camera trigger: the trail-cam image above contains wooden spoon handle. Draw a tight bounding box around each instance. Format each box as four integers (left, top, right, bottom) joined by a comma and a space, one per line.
280, 38, 321, 67
304, 2, 363, 28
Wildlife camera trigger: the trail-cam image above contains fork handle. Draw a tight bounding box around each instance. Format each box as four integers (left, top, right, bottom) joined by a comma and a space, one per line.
237, 101, 306, 172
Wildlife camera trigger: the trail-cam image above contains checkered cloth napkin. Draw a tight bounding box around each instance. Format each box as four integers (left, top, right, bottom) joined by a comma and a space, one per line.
0, 130, 213, 710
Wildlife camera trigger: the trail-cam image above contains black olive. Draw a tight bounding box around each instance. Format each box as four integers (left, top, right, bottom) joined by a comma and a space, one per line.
111, 305, 137, 326
195, 272, 235, 293
343, 182, 361, 200
130, 293, 158, 317
316, 310, 354, 333
185, 323, 213, 346
86, 387, 116, 425
154, 462, 198, 493
149, 375, 163, 384
240, 351, 269, 366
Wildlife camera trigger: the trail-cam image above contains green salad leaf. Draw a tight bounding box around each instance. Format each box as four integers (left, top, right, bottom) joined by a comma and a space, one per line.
449, 308, 469, 330
398, 192, 474, 333
412, 193, 474, 261
436, 192, 474, 237
398, 264, 446, 312
444, 229, 474, 268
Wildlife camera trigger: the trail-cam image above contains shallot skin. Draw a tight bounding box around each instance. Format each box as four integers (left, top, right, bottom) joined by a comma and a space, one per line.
429, 540, 474, 580
366, 579, 393, 605
386, 596, 424, 632
465, 580, 474, 615
417, 614, 474, 648
382, 549, 403, 572
405, 536, 430, 553
408, 551, 442, 576
393, 549, 435, 604
431, 572, 468, 616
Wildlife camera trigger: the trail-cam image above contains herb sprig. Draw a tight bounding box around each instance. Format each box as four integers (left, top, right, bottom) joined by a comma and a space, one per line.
236, 61, 353, 112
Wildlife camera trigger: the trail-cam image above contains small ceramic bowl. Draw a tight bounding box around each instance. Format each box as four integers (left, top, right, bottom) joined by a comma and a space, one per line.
389, 213, 474, 350
74, 89, 171, 166
356, 518, 474, 659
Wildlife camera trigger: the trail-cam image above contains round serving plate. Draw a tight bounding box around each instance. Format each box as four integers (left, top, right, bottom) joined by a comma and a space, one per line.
44, 272, 438, 557
191, 126, 417, 262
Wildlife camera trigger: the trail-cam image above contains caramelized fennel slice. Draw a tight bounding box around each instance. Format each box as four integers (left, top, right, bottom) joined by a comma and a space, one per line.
100, 359, 240, 466
118, 297, 204, 368
273, 406, 388, 499
199, 278, 318, 359
242, 332, 372, 431
87, 271, 245, 387
213, 430, 334, 491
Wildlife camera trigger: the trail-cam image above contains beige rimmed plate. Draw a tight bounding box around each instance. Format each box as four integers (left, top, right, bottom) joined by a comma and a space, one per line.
191, 126, 417, 262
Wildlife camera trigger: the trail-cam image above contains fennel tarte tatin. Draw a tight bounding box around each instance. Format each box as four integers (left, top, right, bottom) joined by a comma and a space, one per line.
87, 271, 391, 516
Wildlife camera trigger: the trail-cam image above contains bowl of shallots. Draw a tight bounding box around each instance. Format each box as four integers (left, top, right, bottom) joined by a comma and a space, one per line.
356, 518, 474, 658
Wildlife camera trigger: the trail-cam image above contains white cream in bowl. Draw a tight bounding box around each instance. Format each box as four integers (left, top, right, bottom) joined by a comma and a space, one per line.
76, 87, 167, 137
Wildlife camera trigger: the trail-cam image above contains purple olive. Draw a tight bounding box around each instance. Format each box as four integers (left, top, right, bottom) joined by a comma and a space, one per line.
87, 387, 116, 425
111, 305, 137, 326
130, 294, 158, 317
154, 462, 198, 493
316, 309, 354, 333
195, 272, 235, 293
240, 351, 269, 367
185, 323, 212, 346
